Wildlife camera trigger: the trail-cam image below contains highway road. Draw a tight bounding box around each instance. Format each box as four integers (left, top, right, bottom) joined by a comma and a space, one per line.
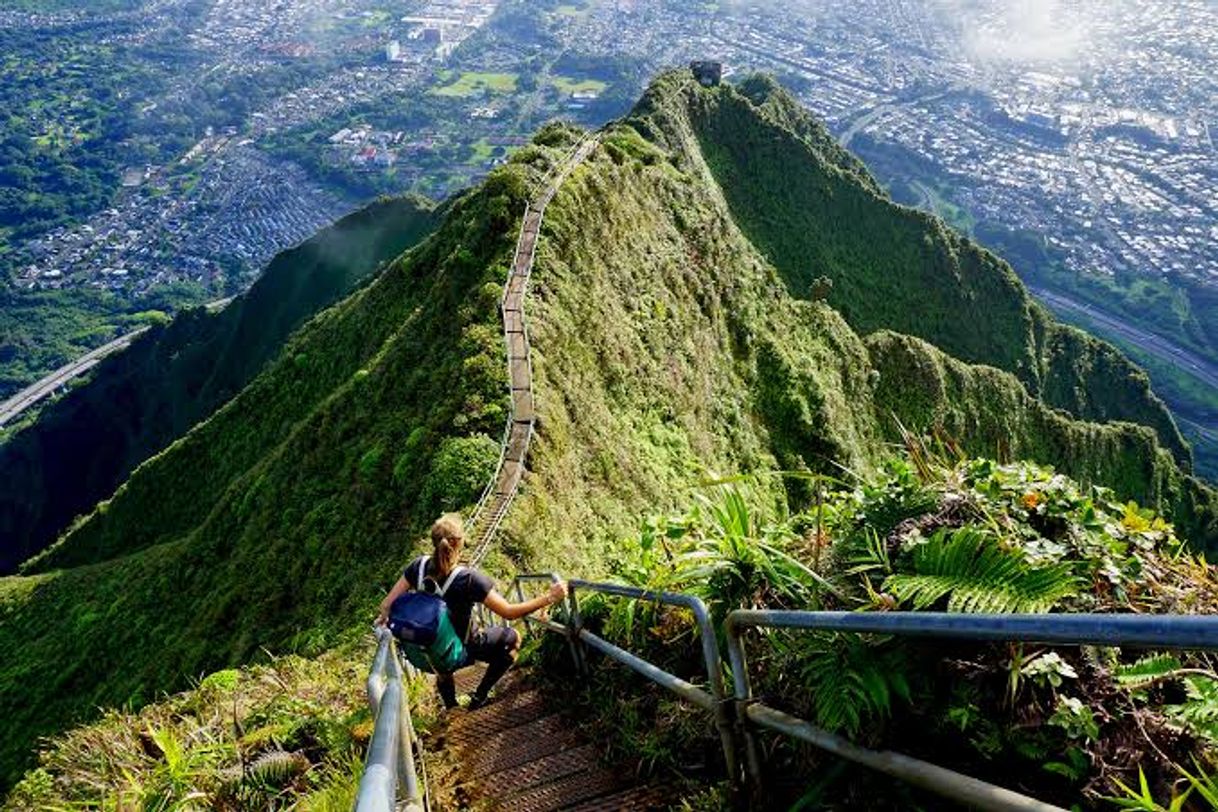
0, 328, 150, 428
0, 297, 236, 429
1030, 286, 1218, 393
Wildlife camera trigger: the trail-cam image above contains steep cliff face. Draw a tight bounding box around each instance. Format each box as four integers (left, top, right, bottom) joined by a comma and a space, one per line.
0, 197, 439, 574
1, 73, 1214, 790
668, 72, 1191, 468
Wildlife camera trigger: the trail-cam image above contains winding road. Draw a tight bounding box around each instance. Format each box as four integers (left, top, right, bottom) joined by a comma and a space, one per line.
1030, 286, 1218, 393
0, 296, 236, 429
0, 329, 150, 428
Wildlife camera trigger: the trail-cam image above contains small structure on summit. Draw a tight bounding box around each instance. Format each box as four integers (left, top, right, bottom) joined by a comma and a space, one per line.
690, 60, 723, 87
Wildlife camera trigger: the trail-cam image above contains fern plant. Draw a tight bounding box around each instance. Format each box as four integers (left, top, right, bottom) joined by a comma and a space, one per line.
778, 632, 913, 737
1115, 654, 1186, 689
1116, 654, 1218, 745
883, 526, 1080, 613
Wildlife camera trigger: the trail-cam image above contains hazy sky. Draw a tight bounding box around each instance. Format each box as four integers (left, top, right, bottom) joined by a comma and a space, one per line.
944, 0, 1090, 64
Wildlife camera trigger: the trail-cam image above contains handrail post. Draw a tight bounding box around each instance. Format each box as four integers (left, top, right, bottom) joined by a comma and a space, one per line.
566, 580, 741, 785
725, 614, 765, 802
687, 598, 742, 803
567, 582, 588, 676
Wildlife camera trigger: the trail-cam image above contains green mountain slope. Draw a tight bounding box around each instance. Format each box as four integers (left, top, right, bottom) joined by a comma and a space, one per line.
0, 196, 439, 574
0, 162, 527, 787
681, 73, 1191, 469
1, 72, 1215, 791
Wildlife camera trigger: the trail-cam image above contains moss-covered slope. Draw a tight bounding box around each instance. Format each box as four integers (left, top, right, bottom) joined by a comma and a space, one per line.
501, 71, 1215, 566
1, 73, 1215, 792
0, 196, 439, 574
674, 72, 1190, 469
0, 157, 535, 787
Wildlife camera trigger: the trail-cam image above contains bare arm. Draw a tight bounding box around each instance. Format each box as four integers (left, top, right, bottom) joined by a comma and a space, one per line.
483, 580, 568, 622
376, 575, 411, 625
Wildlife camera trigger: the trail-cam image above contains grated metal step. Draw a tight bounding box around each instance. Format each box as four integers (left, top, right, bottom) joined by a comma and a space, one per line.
462, 714, 580, 775
562, 784, 673, 811
446, 692, 550, 743
487, 743, 601, 798
496, 767, 626, 812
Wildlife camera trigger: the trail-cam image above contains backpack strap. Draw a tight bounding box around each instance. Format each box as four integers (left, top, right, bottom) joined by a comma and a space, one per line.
437, 565, 466, 597
417, 556, 465, 597
416, 556, 430, 591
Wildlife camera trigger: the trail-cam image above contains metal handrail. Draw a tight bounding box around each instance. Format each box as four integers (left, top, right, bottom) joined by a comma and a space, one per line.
724, 610, 1218, 812
514, 574, 740, 784
355, 628, 425, 812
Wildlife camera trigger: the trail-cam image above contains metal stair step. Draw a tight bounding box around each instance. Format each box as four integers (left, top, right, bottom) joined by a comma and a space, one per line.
463, 714, 580, 775
496, 766, 625, 812
452, 663, 490, 695
485, 743, 601, 799
560, 784, 673, 811
446, 691, 549, 742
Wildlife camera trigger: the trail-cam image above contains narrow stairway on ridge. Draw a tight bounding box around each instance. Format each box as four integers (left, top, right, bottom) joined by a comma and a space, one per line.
467, 135, 598, 566
415, 134, 673, 811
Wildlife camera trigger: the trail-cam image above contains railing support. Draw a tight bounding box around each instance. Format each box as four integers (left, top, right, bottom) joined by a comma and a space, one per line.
724, 610, 1218, 811
516, 575, 741, 793
515, 573, 584, 673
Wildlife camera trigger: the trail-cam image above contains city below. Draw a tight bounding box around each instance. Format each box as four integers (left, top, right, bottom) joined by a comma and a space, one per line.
2, 0, 1216, 473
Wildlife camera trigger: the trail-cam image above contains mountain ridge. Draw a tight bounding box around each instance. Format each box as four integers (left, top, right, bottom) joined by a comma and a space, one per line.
0, 71, 1215, 791
0, 195, 438, 573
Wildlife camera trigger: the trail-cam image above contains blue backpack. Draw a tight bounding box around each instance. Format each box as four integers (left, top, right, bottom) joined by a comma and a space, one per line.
387, 556, 468, 674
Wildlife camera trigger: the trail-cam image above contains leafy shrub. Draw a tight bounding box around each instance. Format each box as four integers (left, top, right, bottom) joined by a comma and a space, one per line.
419, 434, 500, 514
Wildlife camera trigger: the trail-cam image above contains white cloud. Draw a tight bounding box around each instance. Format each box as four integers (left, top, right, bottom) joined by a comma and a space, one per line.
931, 0, 1108, 66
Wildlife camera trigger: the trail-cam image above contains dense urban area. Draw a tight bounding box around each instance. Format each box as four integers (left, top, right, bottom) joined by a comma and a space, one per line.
1, 0, 1216, 476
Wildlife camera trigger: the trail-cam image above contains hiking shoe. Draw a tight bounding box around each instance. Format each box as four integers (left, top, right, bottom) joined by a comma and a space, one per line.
466, 693, 493, 711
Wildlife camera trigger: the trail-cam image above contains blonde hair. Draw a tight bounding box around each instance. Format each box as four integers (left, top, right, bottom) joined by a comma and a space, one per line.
430, 514, 465, 580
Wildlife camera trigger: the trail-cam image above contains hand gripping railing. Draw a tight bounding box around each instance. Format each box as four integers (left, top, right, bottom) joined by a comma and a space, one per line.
513, 575, 740, 785
724, 611, 1218, 812
355, 627, 426, 812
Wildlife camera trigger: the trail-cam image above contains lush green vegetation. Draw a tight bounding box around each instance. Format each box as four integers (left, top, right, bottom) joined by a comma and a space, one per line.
0, 135, 568, 789
1044, 308, 1218, 483
0, 196, 439, 573
866, 330, 1217, 545
672, 73, 1190, 469
551, 76, 608, 95
0, 26, 168, 244
4, 643, 383, 811
853, 130, 1218, 480
0, 284, 203, 400
540, 453, 1218, 809
1, 73, 1215, 802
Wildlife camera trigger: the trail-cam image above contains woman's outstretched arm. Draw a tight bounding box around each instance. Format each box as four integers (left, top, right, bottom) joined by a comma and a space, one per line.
483, 580, 568, 621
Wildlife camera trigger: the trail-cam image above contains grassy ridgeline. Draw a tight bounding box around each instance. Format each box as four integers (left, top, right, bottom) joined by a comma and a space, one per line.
1, 74, 1216, 792
0, 148, 546, 788
679, 72, 1191, 470
501, 72, 1216, 569
1, 197, 439, 574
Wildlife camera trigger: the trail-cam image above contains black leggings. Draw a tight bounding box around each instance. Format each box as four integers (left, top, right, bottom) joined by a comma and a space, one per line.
436, 626, 520, 707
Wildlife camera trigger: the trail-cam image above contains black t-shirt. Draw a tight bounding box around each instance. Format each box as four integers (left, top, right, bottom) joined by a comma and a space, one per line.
404, 557, 495, 640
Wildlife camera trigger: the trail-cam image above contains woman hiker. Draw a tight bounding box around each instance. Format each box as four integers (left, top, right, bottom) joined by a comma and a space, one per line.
376, 513, 569, 709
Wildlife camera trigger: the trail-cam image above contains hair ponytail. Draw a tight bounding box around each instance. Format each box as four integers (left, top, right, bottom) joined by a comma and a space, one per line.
430, 513, 465, 580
